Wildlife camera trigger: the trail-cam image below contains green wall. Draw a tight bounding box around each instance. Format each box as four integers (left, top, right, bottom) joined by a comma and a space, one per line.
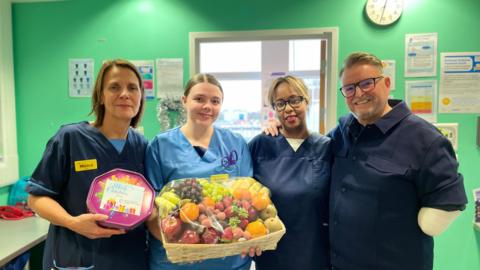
9, 0, 480, 269
0, 185, 10, 205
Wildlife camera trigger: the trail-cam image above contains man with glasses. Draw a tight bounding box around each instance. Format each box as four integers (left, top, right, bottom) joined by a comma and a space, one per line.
329, 52, 467, 270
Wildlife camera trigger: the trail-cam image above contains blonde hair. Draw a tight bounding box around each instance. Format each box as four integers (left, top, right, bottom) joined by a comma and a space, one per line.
339, 52, 384, 78
90, 59, 145, 128
267, 75, 310, 107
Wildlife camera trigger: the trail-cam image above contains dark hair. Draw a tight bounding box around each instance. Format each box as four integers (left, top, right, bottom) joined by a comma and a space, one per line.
184, 73, 223, 98
339, 52, 384, 78
90, 59, 145, 128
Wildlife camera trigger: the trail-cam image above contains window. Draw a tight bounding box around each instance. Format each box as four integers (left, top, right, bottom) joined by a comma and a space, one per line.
190, 28, 339, 141
0, 1, 19, 187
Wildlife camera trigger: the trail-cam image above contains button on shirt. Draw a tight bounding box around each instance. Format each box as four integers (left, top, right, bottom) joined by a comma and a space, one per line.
328, 100, 467, 270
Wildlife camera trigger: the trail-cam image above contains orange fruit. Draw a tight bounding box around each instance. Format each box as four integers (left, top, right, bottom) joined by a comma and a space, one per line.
180, 202, 199, 223
245, 220, 268, 238
233, 188, 251, 200
202, 197, 215, 208
252, 194, 270, 211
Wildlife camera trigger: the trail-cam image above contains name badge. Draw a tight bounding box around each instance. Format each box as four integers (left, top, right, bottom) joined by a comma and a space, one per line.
210, 174, 229, 183
74, 159, 98, 172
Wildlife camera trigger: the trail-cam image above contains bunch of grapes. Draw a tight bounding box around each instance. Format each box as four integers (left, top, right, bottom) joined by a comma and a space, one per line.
200, 181, 231, 202
173, 178, 203, 203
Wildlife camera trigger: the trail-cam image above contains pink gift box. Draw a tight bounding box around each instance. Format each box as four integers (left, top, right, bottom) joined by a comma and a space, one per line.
86, 168, 154, 230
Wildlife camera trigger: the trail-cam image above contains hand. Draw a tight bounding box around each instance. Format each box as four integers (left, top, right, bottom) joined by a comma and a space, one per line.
147, 205, 158, 222
67, 213, 125, 239
241, 246, 262, 258
262, 119, 281, 136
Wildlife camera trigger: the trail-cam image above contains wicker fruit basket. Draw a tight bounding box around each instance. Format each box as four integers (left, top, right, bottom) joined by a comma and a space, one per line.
156, 177, 286, 263
161, 219, 286, 263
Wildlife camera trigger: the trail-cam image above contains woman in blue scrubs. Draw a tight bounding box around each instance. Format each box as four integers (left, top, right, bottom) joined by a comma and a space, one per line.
248, 75, 331, 270
27, 60, 149, 270
146, 73, 254, 270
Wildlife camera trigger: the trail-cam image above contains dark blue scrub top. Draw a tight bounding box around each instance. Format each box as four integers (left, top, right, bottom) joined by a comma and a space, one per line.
328, 100, 467, 270
27, 122, 149, 270
248, 133, 331, 270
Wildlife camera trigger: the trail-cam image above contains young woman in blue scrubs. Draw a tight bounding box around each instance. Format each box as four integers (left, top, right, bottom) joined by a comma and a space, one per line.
27, 60, 149, 270
146, 73, 254, 270
249, 76, 331, 270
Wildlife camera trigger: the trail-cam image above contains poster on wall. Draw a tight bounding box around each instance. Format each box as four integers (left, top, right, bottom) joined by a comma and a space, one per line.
405, 33, 437, 77
432, 123, 458, 151
439, 52, 480, 113
405, 80, 437, 122
382, 60, 396, 90
156, 58, 183, 99
131, 60, 155, 99
69, 59, 94, 97
473, 188, 480, 225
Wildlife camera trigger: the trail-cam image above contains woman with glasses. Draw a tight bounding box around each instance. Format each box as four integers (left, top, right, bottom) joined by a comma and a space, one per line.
248, 75, 331, 270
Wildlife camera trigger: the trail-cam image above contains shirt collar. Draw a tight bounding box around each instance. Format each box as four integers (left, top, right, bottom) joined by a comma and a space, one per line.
340, 99, 411, 135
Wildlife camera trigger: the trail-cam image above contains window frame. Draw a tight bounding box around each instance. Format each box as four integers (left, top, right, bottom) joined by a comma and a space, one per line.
0, 0, 19, 187
189, 28, 339, 133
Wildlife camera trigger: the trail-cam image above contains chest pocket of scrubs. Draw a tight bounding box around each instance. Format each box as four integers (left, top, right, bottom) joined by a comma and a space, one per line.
310, 158, 330, 190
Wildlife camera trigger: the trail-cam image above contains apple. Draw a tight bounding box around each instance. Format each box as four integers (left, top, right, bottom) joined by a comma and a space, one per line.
221, 227, 233, 243
259, 204, 277, 220
239, 218, 249, 230
241, 200, 251, 211
216, 212, 226, 221
264, 217, 283, 233
178, 229, 200, 244
201, 228, 219, 244
215, 201, 225, 211
232, 227, 244, 240
222, 196, 233, 208
201, 218, 212, 228
161, 216, 182, 241
225, 206, 234, 218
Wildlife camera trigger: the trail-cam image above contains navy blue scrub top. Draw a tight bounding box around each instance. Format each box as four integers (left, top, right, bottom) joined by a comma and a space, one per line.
328, 100, 467, 270
27, 122, 149, 270
248, 133, 331, 270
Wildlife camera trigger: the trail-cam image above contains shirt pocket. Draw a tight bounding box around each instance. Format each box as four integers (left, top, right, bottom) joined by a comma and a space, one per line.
365, 155, 410, 181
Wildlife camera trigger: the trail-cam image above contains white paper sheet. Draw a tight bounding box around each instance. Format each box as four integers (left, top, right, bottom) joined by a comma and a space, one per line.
156, 58, 183, 99
69, 59, 94, 97
405, 80, 437, 122
439, 52, 480, 113
405, 33, 437, 77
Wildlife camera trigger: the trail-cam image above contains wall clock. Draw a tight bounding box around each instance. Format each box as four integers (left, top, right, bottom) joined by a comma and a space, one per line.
365, 0, 404, 26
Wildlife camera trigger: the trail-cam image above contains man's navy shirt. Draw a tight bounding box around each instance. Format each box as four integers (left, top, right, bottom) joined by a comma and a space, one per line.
328, 100, 467, 270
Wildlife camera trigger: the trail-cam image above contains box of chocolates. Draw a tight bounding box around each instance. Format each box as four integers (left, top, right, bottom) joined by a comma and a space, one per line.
87, 168, 154, 230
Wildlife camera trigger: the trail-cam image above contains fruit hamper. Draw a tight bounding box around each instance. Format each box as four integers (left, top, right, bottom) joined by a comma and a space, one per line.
156, 177, 286, 263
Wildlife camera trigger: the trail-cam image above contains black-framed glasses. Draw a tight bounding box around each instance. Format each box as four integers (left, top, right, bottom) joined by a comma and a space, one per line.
272, 96, 306, 111
339, 76, 384, 98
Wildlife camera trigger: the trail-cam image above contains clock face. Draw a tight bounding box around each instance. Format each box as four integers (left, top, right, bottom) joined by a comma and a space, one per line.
365, 0, 404, 26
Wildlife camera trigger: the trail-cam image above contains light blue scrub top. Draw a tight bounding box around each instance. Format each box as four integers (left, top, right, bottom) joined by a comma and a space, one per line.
145, 127, 253, 270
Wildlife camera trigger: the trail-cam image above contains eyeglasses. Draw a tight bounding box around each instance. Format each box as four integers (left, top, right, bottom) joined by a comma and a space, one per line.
272, 96, 305, 111
339, 76, 384, 98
